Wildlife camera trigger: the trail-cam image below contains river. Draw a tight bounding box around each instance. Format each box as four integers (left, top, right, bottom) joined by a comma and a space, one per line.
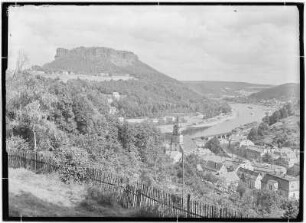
185, 103, 268, 138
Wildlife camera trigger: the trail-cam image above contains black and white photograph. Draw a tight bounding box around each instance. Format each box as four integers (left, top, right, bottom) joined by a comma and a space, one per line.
2, 2, 303, 221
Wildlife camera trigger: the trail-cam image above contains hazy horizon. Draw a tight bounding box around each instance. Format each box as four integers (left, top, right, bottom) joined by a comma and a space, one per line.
8, 5, 300, 85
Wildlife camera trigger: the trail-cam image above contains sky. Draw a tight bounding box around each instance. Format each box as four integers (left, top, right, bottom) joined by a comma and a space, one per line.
8, 5, 300, 85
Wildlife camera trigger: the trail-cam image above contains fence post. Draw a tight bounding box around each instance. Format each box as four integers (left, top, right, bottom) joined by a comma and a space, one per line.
136, 188, 141, 207
187, 194, 191, 218
35, 152, 37, 172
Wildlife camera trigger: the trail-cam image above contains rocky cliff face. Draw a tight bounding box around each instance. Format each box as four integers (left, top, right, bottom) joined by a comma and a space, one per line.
53, 47, 138, 67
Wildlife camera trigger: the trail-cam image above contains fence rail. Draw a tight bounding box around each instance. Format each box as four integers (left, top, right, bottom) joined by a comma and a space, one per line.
7, 149, 245, 218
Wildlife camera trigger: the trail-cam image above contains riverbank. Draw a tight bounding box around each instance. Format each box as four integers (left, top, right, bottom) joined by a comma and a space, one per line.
186, 103, 268, 139
157, 110, 236, 134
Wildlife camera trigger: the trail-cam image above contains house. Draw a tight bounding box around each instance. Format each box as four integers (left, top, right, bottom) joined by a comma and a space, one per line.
229, 134, 244, 143
223, 160, 240, 172
151, 118, 159, 124
220, 171, 240, 189
118, 117, 125, 123
287, 163, 300, 177
253, 164, 287, 176
202, 160, 228, 176
237, 160, 254, 171
239, 139, 254, 148
196, 164, 203, 172
237, 167, 263, 189
107, 98, 113, 104
219, 138, 229, 145
238, 145, 266, 161
165, 116, 176, 123
261, 174, 299, 200
99, 72, 109, 77
193, 148, 214, 159
112, 92, 120, 100
109, 107, 118, 115
274, 147, 299, 167
126, 118, 146, 124
194, 140, 206, 148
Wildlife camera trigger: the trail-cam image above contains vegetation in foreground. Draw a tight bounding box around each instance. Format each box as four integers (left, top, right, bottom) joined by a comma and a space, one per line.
9, 168, 166, 217
6, 71, 299, 219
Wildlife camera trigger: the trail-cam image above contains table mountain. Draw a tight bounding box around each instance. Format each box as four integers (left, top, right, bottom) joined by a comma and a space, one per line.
41, 47, 231, 118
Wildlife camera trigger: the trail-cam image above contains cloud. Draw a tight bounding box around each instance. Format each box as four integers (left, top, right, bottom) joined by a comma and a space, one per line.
7, 5, 299, 85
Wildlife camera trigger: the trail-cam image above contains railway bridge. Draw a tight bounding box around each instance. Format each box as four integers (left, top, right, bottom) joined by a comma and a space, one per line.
200, 131, 232, 141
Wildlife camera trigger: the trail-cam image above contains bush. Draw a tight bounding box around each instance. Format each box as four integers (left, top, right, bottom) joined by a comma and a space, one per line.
133, 205, 162, 217
54, 147, 90, 183
6, 135, 30, 151
85, 186, 120, 207
79, 186, 122, 215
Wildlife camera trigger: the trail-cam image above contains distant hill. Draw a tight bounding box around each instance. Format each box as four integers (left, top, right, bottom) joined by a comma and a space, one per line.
249, 83, 300, 101
183, 81, 272, 99
40, 47, 231, 118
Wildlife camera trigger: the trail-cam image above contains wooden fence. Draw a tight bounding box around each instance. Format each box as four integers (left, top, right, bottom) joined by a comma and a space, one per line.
7, 149, 245, 218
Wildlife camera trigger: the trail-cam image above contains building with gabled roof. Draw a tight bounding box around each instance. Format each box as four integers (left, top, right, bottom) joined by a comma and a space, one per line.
202, 160, 228, 175
261, 173, 299, 200
274, 147, 299, 167
112, 92, 120, 100
237, 167, 263, 189
220, 171, 240, 188
237, 145, 267, 161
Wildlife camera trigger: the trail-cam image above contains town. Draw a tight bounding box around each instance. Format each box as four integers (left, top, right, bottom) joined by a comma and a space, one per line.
102, 90, 300, 201
164, 114, 299, 201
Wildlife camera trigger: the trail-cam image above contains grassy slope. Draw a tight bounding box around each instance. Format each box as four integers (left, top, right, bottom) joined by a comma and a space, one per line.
8, 168, 151, 217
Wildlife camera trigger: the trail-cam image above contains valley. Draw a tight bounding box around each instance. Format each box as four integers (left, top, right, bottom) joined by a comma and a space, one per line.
6, 46, 301, 219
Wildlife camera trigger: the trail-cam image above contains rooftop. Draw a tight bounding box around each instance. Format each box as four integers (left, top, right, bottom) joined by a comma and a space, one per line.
203, 160, 225, 172
237, 167, 261, 178
242, 145, 265, 153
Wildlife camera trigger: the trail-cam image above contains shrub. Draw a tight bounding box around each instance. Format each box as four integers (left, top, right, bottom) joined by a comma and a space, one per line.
6, 135, 30, 151
54, 147, 90, 183
133, 205, 162, 217
85, 186, 120, 207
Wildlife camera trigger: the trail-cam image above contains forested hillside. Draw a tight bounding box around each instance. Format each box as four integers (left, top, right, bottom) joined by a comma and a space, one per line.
247, 101, 300, 150
249, 83, 300, 101
6, 71, 174, 184
5, 71, 231, 207
183, 81, 272, 98
40, 47, 231, 118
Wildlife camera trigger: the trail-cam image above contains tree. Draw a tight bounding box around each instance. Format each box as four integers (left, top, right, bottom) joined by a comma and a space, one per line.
14, 50, 29, 76
248, 127, 259, 142
205, 137, 222, 155
258, 122, 269, 136
284, 102, 294, 116
262, 113, 270, 124
236, 182, 247, 197
262, 153, 273, 164
275, 157, 289, 167
253, 189, 284, 215
269, 110, 281, 125
282, 200, 299, 219
280, 107, 289, 119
